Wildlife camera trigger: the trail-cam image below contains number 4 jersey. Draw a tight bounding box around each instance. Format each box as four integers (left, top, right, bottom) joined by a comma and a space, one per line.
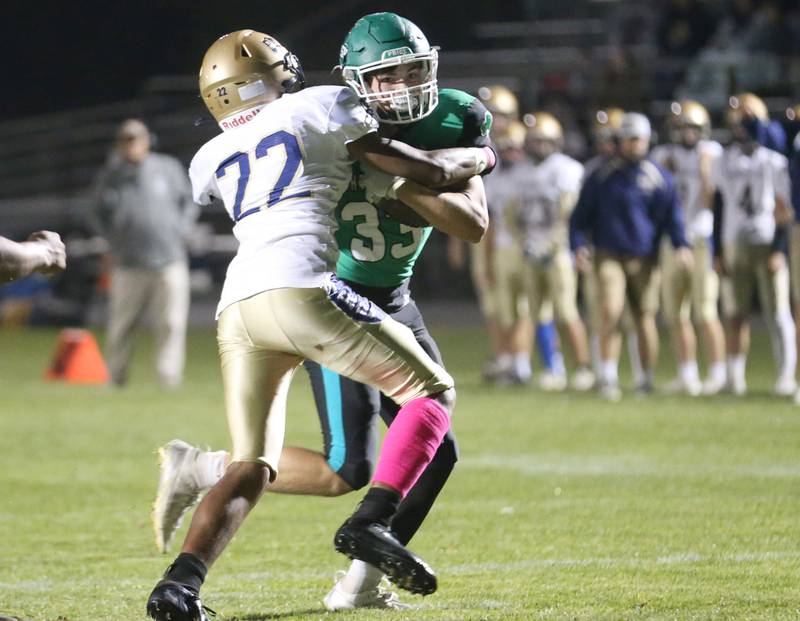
334, 88, 492, 298
713, 143, 790, 246
189, 86, 378, 317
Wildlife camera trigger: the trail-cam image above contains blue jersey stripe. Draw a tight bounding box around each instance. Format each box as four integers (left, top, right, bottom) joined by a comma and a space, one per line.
321, 366, 345, 472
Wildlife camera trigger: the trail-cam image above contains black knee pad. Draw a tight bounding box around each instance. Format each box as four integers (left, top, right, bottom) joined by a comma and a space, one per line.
335, 458, 374, 490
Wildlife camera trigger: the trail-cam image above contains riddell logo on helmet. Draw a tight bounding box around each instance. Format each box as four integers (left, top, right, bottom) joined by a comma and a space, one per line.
220, 107, 263, 130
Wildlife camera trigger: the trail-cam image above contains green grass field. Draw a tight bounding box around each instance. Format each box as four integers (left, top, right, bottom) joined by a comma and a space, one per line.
1, 324, 798, 620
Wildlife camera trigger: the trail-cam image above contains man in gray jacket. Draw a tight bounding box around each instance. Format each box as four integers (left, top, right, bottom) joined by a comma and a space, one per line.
92, 119, 198, 387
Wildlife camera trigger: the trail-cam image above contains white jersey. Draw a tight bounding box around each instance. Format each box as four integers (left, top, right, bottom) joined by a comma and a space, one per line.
189, 86, 378, 317
517, 152, 584, 258
484, 159, 527, 250
650, 140, 722, 241
713, 143, 790, 245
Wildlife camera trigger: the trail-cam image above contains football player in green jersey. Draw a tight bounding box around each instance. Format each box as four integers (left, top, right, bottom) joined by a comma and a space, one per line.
152, 13, 492, 610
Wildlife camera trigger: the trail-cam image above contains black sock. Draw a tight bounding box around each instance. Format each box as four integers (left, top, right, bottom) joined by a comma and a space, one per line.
164, 553, 207, 594
351, 487, 400, 526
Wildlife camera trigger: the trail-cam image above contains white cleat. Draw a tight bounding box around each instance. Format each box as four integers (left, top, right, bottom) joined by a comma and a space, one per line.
727, 376, 747, 397
701, 375, 727, 396
152, 439, 205, 553
599, 383, 622, 402
538, 371, 567, 392
663, 376, 702, 397
323, 572, 413, 611
773, 375, 797, 397
571, 367, 596, 392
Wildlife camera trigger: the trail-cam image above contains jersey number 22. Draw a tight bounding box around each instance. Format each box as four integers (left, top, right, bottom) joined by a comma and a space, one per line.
215, 130, 309, 221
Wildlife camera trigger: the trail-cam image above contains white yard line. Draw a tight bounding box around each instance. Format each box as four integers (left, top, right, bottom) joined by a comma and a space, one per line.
458, 453, 800, 478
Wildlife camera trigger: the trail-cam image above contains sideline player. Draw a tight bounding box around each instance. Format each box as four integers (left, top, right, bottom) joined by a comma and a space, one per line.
153, 13, 494, 611
146, 28, 497, 621
651, 100, 727, 395
459, 84, 562, 384
715, 102, 796, 397
571, 113, 691, 400
516, 112, 593, 389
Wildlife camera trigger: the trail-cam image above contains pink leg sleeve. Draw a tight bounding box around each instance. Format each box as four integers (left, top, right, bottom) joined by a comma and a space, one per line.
372, 397, 450, 497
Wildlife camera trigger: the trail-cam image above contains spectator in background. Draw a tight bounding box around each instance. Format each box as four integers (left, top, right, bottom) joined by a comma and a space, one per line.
571, 113, 691, 400
592, 48, 645, 113
0, 231, 66, 282
90, 119, 198, 388
657, 0, 715, 58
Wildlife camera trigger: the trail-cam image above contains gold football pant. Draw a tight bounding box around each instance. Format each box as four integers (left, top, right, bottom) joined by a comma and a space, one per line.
216, 285, 454, 481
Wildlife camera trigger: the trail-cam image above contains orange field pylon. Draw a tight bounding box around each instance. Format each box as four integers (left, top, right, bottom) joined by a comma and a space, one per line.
45, 328, 110, 384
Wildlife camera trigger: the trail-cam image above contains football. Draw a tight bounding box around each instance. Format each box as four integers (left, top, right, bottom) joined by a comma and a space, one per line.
378, 198, 431, 228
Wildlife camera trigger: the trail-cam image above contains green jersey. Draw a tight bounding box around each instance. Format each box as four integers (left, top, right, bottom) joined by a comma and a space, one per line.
334, 88, 492, 289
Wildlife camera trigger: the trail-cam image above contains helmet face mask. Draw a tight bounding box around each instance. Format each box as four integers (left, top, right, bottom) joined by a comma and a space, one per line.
343, 51, 439, 124
339, 12, 439, 124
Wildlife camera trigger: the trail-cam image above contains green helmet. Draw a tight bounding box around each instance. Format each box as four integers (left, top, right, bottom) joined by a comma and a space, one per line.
338, 12, 439, 124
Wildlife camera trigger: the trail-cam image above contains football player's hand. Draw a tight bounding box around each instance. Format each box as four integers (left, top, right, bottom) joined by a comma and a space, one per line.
574, 246, 592, 273
27, 230, 66, 274
713, 256, 726, 276
362, 166, 405, 205
774, 200, 793, 227
675, 246, 694, 272
767, 251, 786, 275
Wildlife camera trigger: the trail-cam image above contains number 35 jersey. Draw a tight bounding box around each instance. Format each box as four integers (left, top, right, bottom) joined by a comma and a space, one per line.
334, 88, 492, 291
189, 86, 378, 317
712, 143, 790, 246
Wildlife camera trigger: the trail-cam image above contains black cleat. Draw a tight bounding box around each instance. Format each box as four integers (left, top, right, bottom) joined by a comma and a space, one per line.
334, 519, 437, 596
146, 580, 214, 621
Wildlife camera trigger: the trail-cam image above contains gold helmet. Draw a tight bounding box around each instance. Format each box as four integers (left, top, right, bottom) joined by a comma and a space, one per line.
670, 99, 710, 131
477, 84, 519, 118
729, 92, 768, 122
592, 107, 625, 139
493, 120, 527, 151
199, 30, 305, 126
523, 111, 563, 142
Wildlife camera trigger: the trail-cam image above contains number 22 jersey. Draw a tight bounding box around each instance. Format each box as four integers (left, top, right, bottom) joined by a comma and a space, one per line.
189, 85, 378, 317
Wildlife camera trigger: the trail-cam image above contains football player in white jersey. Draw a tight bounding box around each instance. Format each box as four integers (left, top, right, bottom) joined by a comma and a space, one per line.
146, 30, 497, 621
518, 112, 594, 389
461, 85, 533, 382
714, 103, 796, 397
651, 100, 727, 395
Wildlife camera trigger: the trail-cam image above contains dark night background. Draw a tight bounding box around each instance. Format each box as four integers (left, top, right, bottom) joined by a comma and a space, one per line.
5, 0, 521, 120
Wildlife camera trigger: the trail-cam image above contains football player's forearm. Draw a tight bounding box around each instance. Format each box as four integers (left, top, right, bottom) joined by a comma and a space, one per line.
396, 180, 488, 243
0, 238, 46, 281
423, 147, 495, 188
351, 135, 494, 188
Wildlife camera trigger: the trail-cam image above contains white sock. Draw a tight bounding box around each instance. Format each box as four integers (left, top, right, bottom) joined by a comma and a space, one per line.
513, 353, 532, 379
642, 368, 654, 386
590, 334, 601, 375
627, 331, 644, 384
551, 352, 566, 377
194, 450, 227, 490
497, 353, 513, 372
679, 360, 700, 384
728, 354, 746, 385
776, 312, 797, 378
601, 359, 618, 386
339, 559, 384, 594
708, 362, 726, 383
